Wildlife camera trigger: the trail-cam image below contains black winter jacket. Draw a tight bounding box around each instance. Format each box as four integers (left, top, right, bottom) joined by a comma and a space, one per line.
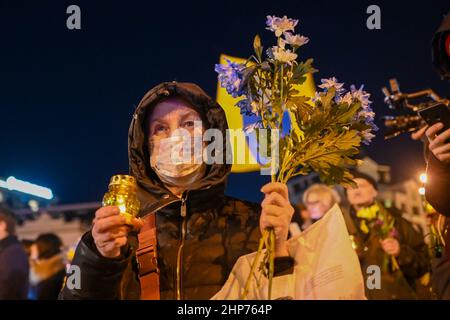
0, 235, 29, 299
426, 154, 450, 217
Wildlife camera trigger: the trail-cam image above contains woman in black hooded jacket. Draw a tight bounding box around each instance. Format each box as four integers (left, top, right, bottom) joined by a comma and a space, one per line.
59, 81, 295, 300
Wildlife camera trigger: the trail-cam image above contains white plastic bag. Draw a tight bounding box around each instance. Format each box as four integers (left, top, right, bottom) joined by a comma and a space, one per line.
212, 204, 366, 300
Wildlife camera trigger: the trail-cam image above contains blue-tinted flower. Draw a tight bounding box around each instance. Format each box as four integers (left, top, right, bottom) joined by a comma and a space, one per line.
355, 102, 377, 128
236, 98, 255, 116
361, 129, 376, 145
355, 107, 378, 132
266, 15, 299, 37
312, 91, 322, 103
339, 84, 377, 145
318, 77, 345, 94
357, 109, 375, 122
337, 91, 353, 105
350, 85, 371, 109
265, 47, 275, 60
215, 59, 246, 98
283, 32, 309, 47
244, 120, 264, 134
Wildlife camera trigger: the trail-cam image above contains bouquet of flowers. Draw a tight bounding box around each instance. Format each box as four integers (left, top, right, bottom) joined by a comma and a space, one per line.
356, 202, 400, 272
216, 15, 378, 299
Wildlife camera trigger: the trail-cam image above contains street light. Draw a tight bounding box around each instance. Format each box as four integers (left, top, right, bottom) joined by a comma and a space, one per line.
0, 176, 54, 200
419, 172, 428, 184
419, 187, 426, 195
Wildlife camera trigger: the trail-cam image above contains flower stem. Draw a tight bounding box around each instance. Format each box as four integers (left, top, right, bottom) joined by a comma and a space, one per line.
266, 174, 276, 299
241, 229, 270, 299
268, 227, 275, 300
280, 64, 284, 107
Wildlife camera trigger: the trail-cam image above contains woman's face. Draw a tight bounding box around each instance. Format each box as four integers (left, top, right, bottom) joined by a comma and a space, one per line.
305, 192, 332, 220
346, 178, 378, 208
147, 97, 205, 184
148, 97, 203, 144
30, 243, 39, 261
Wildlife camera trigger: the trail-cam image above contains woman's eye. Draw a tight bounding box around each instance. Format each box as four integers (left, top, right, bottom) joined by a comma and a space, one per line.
153, 125, 167, 134
183, 120, 195, 128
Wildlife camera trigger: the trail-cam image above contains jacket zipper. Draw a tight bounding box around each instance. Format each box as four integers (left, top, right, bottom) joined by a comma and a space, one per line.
144, 185, 212, 300
176, 191, 188, 300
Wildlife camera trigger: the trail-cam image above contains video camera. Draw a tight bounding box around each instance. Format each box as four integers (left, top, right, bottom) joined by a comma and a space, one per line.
381, 79, 449, 139
381, 12, 450, 140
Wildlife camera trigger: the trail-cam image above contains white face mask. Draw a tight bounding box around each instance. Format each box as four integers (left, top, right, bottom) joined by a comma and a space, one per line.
150, 134, 205, 187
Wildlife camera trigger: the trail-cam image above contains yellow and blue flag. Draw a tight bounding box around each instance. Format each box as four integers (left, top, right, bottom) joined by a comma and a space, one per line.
216, 53, 316, 173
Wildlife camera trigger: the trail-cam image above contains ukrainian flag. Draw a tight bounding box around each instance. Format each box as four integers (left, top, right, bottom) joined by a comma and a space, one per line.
216, 54, 316, 173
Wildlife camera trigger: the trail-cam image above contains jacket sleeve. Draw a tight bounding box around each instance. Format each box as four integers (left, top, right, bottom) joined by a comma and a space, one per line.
426, 153, 450, 216
396, 217, 430, 280
431, 253, 450, 299
58, 230, 132, 300
0, 245, 29, 299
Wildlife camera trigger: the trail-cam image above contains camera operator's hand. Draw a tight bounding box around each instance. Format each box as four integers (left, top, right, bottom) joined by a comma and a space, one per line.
92, 206, 143, 258
411, 125, 428, 141
426, 122, 450, 163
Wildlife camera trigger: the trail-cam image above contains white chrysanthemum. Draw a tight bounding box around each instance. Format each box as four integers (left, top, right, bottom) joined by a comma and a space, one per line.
271, 46, 298, 65
339, 92, 353, 105
284, 32, 309, 47
266, 15, 299, 37
318, 77, 345, 93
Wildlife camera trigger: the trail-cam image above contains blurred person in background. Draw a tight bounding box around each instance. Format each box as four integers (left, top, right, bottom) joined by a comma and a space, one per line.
412, 122, 450, 299
426, 210, 450, 299
303, 184, 341, 223
289, 203, 309, 237
289, 184, 341, 237
21, 239, 34, 258
345, 172, 430, 299
412, 123, 450, 216
29, 233, 66, 300
408, 12, 450, 299
0, 207, 29, 299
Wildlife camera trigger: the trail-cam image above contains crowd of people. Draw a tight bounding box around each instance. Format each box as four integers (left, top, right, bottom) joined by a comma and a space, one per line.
0, 81, 449, 300
0, 210, 67, 300
292, 177, 433, 299
289, 120, 450, 300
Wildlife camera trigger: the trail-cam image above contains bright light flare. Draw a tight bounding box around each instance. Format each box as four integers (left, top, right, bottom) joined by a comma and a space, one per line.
419, 173, 427, 184
0, 176, 54, 200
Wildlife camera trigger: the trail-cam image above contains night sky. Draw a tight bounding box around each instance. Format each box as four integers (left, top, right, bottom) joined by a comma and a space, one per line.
0, 1, 449, 205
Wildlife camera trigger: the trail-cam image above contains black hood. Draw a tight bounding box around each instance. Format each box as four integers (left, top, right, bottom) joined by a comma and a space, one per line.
128, 81, 232, 216
432, 12, 450, 80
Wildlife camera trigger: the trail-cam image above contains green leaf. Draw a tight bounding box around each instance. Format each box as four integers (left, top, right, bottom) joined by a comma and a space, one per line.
333, 130, 361, 150
334, 101, 361, 124
291, 58, 318, 84
253, 34, 263, 62
286, 95, 314, 129
321, 87, 336, 108
254, 34, 261, 50
281, 129, 363, 185
286, 109, 304, 142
